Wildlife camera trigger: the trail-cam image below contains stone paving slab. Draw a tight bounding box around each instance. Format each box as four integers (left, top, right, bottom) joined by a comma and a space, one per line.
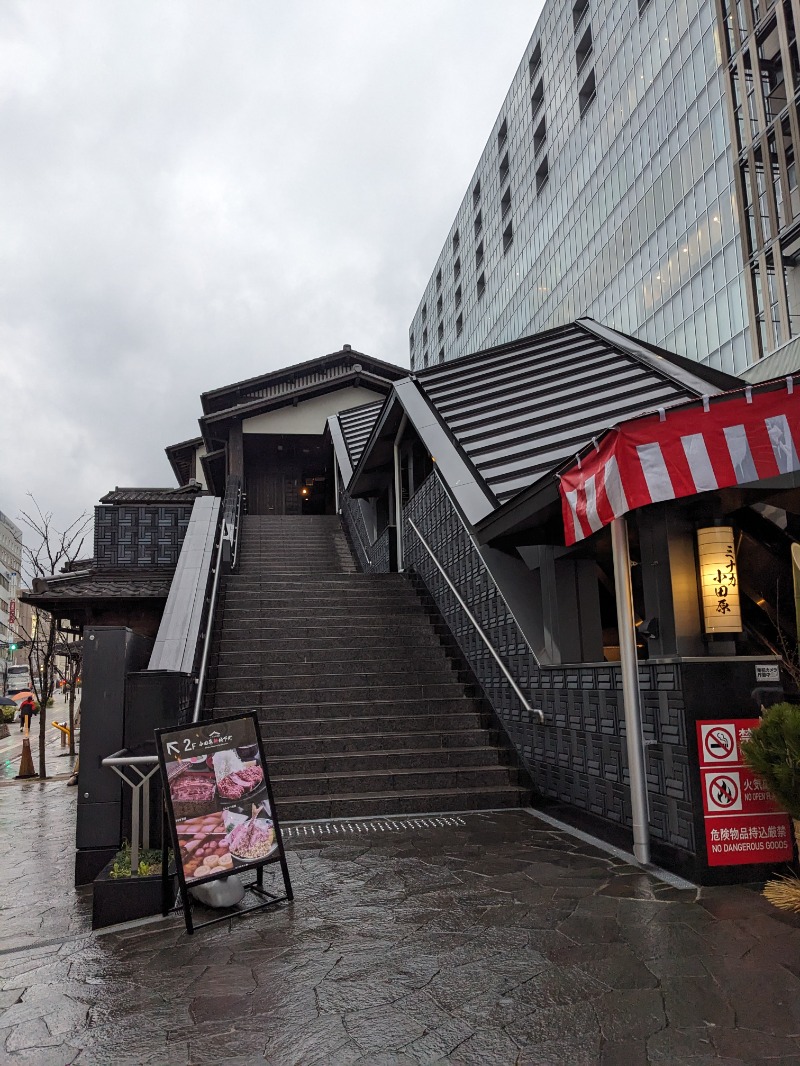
1, 783, 800, 1064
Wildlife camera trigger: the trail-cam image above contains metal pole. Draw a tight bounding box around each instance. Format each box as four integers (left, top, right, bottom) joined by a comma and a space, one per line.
610, 516, 650, 865
393, 415, 407, 571
333, 454, 340, 515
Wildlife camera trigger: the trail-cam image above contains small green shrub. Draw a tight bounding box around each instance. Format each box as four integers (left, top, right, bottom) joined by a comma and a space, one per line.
1, 707, 16, 723
741, 702, 800, 819
108, 842, 166, 878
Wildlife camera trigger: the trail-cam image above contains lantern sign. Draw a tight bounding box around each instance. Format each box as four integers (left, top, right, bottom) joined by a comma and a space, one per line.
697, 526, 741, 634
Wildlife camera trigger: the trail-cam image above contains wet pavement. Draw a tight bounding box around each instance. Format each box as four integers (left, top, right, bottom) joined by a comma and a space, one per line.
1, 782, 800, 1065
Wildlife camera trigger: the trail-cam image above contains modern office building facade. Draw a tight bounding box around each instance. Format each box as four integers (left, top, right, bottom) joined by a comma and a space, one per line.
409, 0, 800, 377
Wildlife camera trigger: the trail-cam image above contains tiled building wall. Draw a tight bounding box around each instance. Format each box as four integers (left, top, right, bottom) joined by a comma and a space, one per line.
94, 505, 194, 568
399, 472, 696, 854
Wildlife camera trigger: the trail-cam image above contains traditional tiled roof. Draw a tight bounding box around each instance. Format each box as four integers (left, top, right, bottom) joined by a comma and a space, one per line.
23, 567, 174, 603
99, 485, 204, 505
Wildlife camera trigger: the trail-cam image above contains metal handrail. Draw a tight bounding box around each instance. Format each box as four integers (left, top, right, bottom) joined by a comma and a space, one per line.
406, 515, 544, 723
101, 749, 161, 874
231, 481, 243, 571
192, 513, 226, 723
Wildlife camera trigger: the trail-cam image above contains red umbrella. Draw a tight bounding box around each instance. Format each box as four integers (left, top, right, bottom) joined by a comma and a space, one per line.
10, 691, 35, 704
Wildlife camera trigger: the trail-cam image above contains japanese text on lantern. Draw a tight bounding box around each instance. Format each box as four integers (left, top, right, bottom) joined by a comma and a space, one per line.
696, 526, 742, 634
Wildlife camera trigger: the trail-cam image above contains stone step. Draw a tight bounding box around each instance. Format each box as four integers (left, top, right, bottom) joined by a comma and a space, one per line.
213, 694, 483, 717
210, 680, 471, 703
260, 727, 501, 757
220, 589, 421, 605
212, 633, 450, 654
273, 785, 529, 822
209, 660, 456, 681
270, 763, 520, 798
213, 624, 447, 646
266, 746, 506, 774
218, 604, 426, 621
214, 710, 488, 737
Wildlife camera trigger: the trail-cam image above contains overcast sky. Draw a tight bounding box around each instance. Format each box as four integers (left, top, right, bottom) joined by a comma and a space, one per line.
0, 1, 544, 543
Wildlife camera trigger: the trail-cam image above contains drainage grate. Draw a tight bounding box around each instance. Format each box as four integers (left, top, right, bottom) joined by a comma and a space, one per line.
283, 815, 467, 839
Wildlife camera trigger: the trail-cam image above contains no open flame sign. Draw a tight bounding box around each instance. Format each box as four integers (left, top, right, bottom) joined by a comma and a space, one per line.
697, 719, 793, 866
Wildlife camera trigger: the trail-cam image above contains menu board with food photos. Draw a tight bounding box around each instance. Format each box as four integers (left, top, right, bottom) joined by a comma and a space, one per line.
156, 713, 292, 922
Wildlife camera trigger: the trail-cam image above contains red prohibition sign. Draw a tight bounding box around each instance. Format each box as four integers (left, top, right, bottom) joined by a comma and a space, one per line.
709, 774, 739, 808
704, 726, 734, 761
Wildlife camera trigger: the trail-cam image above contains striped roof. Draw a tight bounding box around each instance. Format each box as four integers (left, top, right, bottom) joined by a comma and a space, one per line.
414, 321, 740, 505
338, 401, 385, 468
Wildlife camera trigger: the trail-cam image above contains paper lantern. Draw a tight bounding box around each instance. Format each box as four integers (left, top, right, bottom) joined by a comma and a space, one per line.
696, 526, 742, 634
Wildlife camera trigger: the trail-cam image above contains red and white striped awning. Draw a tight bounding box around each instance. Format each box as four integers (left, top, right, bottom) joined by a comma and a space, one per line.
559, 379, 800, 546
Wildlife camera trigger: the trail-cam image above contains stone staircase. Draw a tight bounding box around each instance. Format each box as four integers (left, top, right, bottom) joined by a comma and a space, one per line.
204, 514, 529, 820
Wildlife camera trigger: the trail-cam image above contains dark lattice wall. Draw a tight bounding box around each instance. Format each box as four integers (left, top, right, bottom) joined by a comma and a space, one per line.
401, 473, 695, 855
341, 492, 377, 573
94, 505, 194, 568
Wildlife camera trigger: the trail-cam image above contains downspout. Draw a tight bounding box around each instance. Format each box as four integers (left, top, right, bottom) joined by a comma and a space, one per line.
333, 453, 340, 514
393, 414, 408, 571
610, 516, 651, 865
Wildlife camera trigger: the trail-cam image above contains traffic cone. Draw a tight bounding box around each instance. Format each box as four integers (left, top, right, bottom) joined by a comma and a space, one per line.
16, 724, 37, 779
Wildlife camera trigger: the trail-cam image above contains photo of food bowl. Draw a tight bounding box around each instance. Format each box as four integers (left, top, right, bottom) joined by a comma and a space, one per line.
167, 762, 218, 820
224, 804, 277, 864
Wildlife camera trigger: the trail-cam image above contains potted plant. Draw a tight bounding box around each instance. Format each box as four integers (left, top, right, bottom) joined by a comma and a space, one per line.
0, 705, 14, 739
92, 842, 176, 929
741, 702, 800, 912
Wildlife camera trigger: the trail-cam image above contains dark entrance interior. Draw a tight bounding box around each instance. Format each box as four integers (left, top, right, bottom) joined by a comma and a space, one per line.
243, 433, 335, 516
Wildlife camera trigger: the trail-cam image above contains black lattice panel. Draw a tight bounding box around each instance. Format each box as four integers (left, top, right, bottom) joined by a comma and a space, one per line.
94, 504, 194, 568
402, 473, 695, 856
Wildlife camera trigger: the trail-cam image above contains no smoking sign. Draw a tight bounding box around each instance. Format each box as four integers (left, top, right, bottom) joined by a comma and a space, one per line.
700, 723, 738, 764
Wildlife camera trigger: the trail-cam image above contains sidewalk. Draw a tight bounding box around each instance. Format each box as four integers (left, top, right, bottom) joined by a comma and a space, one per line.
1, 781, 799, 1064
0, 718, 77, 783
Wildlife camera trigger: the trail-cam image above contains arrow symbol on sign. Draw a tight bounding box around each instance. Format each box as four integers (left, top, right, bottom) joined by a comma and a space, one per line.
166, 742, 179, 756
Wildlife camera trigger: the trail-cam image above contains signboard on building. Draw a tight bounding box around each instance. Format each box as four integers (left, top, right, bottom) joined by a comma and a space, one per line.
156, 712, 292, 932
696, 719, 794, 866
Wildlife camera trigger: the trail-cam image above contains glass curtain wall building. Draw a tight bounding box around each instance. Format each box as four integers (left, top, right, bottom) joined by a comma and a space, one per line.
409, 0, 798, 376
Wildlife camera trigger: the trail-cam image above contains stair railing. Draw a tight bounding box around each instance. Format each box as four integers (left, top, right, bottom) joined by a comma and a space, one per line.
192, 475, 242, 723
405, 508, 544, 725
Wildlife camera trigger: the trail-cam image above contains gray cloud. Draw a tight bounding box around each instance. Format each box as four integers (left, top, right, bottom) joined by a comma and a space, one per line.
0, 0, 544, 541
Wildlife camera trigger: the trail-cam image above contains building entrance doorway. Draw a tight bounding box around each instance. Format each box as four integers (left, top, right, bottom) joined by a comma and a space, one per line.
243, 433, 335, 516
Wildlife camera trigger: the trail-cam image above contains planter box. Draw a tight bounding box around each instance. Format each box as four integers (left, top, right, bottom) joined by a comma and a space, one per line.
92, 860, 176, 930
0, 723, 9, 740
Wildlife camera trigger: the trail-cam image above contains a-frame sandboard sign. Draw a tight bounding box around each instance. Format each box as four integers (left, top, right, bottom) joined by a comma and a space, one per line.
156, 711, 293, 934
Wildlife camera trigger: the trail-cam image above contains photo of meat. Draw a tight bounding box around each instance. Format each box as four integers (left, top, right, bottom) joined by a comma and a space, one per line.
212, 748, 264, 805
176, 811, 234, 883
167, 763, 217, 819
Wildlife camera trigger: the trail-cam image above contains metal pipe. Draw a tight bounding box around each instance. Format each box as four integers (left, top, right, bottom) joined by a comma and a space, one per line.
231, 481, 243, 572
102, 751, 159, 766
610, 516, 651, 865
407, 516, 544, 723
192, 515, 226, 723
333, 455, 340, 515
393, 414, 408, 571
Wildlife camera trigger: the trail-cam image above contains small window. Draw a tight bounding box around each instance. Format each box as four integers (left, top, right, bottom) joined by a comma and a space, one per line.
501, 187, 511, 219
497, 118, 507, 151
533, 116, 546, 155
472, 179, 481, 207
439, 347, 444, 361
456, 313, 463, 337
422, 326, 428, 345
452, 229, 460, 253
410, 332, 414, 350
422, 303, 427, 323
638, 0, 652, 12
435, 268, 442, 292
454, 256, 461, 281
529, 42, 542, 82
499, 151, 509, 185
475, 240, 484, 268
572, 0, 589, 32
423, 349, 428, 366
474, 209, 482, 238
536, 155, 549, 194
503, 221, 513, 253
531, 79, 544, 119
455, 284, 462, 308
438, 321, 444, 341
575, 24, 592, 73
477, 271, 486, 299
436, 294, 442, 317
579, 68, 596, 115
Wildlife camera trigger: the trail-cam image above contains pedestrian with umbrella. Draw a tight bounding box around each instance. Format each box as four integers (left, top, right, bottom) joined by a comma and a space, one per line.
18, 694, 36, 733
